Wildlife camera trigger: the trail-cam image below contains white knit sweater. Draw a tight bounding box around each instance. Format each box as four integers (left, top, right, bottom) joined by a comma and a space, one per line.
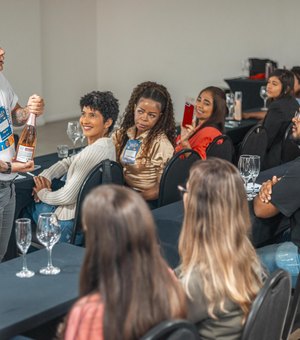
37, 137, 116, 220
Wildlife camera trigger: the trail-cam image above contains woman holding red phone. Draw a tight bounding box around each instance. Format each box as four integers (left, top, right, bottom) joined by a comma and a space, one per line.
176, 86, 227, 159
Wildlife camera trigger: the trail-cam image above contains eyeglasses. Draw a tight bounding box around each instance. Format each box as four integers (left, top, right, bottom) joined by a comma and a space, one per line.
294, 111, 300, 121
177, 184, 188, 196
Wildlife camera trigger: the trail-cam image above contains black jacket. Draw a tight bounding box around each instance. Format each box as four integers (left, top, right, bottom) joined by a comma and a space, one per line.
262, 96, 299, 169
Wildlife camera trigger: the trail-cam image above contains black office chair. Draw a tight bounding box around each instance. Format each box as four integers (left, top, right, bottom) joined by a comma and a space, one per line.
141, 319, 200, 340
281, 122, 300, 164
282, 272, 300, 340
206, 134, 235, 163
236, 123, 268, 165
157, 149, 201, 208
69, 159, 124, 244
241, 269, 291, 340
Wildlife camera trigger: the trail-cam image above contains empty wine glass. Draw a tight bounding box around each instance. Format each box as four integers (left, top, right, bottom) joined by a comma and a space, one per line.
238, 154, 252, 200
250, 155, 260, 198
67, 121, 81, 155
15, 218, 35, 278
226, 93, 235, 120
260, 86, 268, 111
79, 126, 86, 148
36, 213, 61, 275
241, 59, 251, 78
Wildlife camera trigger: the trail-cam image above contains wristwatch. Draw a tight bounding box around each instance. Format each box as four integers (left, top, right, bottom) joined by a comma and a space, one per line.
2, 162, 12, 174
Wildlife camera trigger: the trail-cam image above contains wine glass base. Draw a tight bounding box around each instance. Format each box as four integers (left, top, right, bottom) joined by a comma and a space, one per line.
261, 107, 268, 111
16, 269, 35, 278
39, 266, 60, 275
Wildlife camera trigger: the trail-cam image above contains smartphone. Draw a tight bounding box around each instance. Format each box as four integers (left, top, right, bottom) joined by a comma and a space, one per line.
182, 100, 194, 127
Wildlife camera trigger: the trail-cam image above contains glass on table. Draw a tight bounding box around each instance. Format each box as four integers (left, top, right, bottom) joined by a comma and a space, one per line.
238, 154, 252, 200
57, 144, 69, 158
36, 213, 61, 275
260, 86, 268, 111
225, 92, 235, 120
249, 155, 261, 198
66, 121, 81, 155
241, 59, 251, 78
79, 126, 86, 148
15, 218, 35, 278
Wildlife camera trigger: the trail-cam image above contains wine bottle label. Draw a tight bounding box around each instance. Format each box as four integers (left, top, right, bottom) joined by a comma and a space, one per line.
16, 145, 34, 162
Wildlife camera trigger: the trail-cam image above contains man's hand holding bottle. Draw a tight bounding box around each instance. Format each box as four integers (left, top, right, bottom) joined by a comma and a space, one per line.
27, 94, 45, 117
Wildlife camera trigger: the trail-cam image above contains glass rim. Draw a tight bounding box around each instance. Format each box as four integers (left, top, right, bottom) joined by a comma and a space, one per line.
15, 218, 31, 224
38, 212, 58, 219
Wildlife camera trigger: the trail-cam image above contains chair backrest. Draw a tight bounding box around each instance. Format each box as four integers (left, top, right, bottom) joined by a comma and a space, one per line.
282, 272, 300, 340
206, 134, 235, 163
157, 149, 201, 208
237, 123, 268, 164
241, 269, 291, 340
141, 319, 200, 340
70, 159, 124, 244
281, 122, 300, 164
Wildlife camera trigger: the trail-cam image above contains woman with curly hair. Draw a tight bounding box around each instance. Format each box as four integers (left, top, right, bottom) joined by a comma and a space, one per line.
177, 158, 264, 339
113, 81, 176, 205
175, 86, 226, 159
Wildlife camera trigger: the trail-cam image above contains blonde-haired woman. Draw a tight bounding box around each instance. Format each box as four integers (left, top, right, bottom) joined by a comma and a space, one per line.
177, 158, 264, 339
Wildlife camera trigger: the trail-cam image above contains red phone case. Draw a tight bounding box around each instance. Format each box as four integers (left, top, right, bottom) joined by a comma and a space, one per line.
182, 102, 194, 127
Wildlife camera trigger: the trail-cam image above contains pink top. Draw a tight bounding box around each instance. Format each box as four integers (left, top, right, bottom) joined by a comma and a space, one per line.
175, 126, 221, 159
65, 293, 104, 340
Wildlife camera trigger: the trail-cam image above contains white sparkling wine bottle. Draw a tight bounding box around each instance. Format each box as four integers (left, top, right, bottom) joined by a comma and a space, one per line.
16, 113, 37, 162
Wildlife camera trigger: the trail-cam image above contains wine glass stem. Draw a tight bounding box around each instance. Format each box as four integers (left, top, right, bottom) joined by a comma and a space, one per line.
22, 253, 28, 272
47, 247, 53, 268
73, 141, 76, 155
252, 177, 256, 195
264, 98, 267, 109
244, 178, 249, 191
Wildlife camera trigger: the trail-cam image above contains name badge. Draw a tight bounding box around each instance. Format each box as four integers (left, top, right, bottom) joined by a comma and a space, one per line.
122, 139, 141, 164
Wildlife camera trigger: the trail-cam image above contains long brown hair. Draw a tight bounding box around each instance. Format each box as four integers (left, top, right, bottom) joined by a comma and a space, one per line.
178, 158, 263, 320
196, 86, 227, 133
78, 185, 186, 339
115, 81, 176, 160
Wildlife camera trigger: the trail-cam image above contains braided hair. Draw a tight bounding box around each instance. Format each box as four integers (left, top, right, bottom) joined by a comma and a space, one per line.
115, 81, 176, 160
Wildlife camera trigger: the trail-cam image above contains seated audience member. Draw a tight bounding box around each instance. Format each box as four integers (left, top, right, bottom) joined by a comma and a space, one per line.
175, 86, 226, 159
60, 185, 187, 340
113, 81, 176, 206
261, 69, 299, 169
24, 91, 119, 243
254, 111, 300, 283
177, 158, 264, 339
291, 66, 300, 104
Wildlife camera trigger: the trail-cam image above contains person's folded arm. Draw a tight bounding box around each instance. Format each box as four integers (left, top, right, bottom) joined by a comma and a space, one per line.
140, 183, 159, 201
253, 176, 281, 218
253, 195, 279, 218
242, 111, 266, 120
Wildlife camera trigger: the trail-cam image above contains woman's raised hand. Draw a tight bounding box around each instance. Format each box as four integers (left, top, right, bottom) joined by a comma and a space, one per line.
180, 122, 196, 143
